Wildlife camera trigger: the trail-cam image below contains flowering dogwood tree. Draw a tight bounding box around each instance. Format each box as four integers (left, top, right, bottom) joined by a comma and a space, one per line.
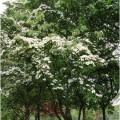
2, 32, 106, 120
1, 0, 119, 120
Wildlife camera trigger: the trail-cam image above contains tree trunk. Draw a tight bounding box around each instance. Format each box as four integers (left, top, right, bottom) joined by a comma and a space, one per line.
46, 82, 62, 120
35, 115, 37, 120
24, 108, 30, 120
102, 107, 106, 120
35, 105, 40, 120
24, 113, 29, 120
37, 112, 40, 120
83, 107, 86, 120
37, 105, 40, 120
64, 77, 72, 120
78, 103, 82, 120
65, 107, 72, 120
58, 99, 66, 120
54, 107, 62, 120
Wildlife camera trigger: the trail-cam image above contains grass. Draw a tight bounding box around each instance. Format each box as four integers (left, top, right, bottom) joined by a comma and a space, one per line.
29, 106, 120, 120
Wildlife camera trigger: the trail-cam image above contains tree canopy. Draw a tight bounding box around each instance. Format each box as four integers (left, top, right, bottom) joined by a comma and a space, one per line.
1, 0, 119, 120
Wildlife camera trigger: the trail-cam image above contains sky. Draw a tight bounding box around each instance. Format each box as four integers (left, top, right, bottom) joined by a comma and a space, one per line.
0, 0, 15, 14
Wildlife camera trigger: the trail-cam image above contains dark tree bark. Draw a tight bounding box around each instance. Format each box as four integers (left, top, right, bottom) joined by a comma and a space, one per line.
46, 82, 62, 120
78, 103, 82, 120
35, 115, 37, 120
37, 112, 40, 120
35, 105, 40, 120
53, 107, 62, 120
65, 107, 72, 120
58, 98, 66, 120
37, 105, 40, 120
83, 107, 86, 120
102, 107, 106, 120
24, 107, 30, 120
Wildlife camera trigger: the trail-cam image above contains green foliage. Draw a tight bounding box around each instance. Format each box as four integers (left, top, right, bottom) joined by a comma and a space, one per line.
1, 0, 119, 120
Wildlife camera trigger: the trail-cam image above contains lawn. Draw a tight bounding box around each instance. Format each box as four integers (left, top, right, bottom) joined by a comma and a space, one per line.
30, 106, 119, 120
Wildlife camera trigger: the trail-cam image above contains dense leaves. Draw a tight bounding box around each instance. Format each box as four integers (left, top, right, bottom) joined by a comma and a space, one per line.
1, 0, 119, 120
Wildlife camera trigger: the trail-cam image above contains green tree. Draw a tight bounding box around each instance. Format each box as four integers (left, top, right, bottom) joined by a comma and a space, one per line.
1, 0, 119, 120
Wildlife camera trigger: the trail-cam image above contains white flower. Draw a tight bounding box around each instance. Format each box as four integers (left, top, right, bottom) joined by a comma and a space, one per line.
71, 69, 75, 72
62, 68, 66, 71
86, 84, 89, 87
96, 93, 102, 98
76, 44, 87, 50
43, 78, 46, 81
58, 46, 64, 50
43, 57, 51, 63
42, 63, 50, 69
105, 74, 109, 77
67, 41, 72, 46
16, 80, 21, 84
79, 80, 83, 85
72, 47, 78, 53
80, 54, 98, 62
89, 54, 99, 59
49, 74, 53, 78
6, 91, 9, 97
53, 79, 57, 83
85, 61, 95, 66
91, 89, 95, 93
80, 55, 89, 61
81, 55, 89, 58
100, 58, 105, 63
43, 57, 50, 61
68, 79, 74, 83
35, 75, 40, 79
88, 78, 93, 82
84, 38, 92, 44
50, 83, 54, 86
53, 86, 64, 90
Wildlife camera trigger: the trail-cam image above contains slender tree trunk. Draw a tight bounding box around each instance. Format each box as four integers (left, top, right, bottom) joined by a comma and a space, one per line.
83, 107, 86, 120
46, 82, 62, 120
53, 107, 62, 120
24, 108, 30, 120
64, 76, 72, 120
37, 112, 40, 120
65, 107, 72, 120
102, 107, 106, 120
78, 103, 82, 120
35, 115, 37, 120
35, 108, 37, 120
37, 105, 40, 120
35, 105, 40, 120
58, 99, 66, 120
24, 113, 29, 120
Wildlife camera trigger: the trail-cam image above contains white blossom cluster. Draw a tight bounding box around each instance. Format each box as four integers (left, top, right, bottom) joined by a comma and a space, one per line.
71, 42, 90, 53
43, 35, 66, 47
15, 35, 40, 48
4, 34, 108, 96
53, 86, 64, 90
2, 66, 24, 76
33, 4, 51, 12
